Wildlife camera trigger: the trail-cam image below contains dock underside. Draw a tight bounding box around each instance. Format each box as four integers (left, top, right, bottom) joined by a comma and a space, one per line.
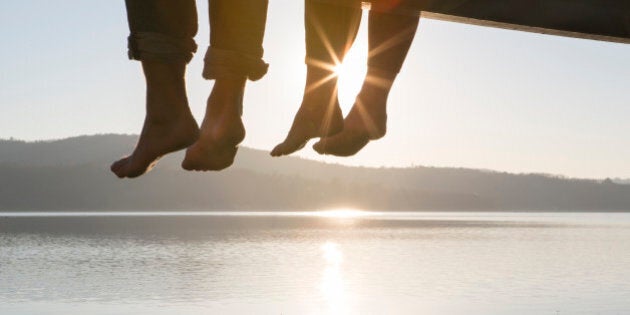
362, 0, 630, 43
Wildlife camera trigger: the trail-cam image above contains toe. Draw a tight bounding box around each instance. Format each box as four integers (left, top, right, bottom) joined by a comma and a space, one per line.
312, 139, 329, 155
270, 141, 292, 157
181, 158, 195, 171
111, 157, 127, 171
270, 142, 284, 157
181, 149, 196, 171
271, 139, 306, 157
110, 158, 129, 178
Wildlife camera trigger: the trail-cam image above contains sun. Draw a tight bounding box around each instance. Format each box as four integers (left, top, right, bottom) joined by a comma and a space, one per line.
333, 11, 369, 110
317, 208, 368, 218
334, 57, 366, 110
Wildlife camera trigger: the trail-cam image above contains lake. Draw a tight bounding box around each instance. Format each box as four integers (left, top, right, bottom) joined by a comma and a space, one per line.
1, 211, 630, 314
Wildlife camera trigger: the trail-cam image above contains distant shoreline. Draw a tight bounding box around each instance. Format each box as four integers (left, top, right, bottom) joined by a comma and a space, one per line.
3, 135, 630, 212
2, 209, 630, 215
4, 211, 627, 235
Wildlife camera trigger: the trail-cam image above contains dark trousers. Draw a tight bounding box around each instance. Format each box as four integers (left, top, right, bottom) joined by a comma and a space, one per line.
305, 0, 419, 75
125, 0, 269, 80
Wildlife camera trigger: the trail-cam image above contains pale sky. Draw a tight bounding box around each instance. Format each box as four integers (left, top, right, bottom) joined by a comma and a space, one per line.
1, 1, 629, 179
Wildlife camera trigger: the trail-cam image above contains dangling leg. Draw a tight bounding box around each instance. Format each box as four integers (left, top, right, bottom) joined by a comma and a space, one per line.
314, 9, 419, 156
270, 0, 362, 157
112, 0, 199, 178
183, 0, 269, 171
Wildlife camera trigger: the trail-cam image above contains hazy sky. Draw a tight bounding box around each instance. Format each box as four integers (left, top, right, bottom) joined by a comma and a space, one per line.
1, 1, 629, 179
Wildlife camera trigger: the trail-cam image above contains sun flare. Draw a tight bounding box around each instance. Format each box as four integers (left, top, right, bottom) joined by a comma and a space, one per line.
334, 10, 369, 110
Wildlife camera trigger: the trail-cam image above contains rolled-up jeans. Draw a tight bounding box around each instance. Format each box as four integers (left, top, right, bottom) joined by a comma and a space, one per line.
125, 0, 269, 81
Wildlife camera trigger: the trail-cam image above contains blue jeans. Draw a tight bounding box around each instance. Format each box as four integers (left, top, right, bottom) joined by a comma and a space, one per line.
125, 0, 269, 81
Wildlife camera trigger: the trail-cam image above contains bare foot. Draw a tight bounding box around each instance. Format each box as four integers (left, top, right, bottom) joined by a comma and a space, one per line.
182, 78, 246, 171
111, 115, 199, 177
313, 77, 391, 157
111, 61, 198, 178
271, 67, 343, 157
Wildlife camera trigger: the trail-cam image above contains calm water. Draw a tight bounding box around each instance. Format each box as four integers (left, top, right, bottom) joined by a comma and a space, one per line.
1, 211, 630, 314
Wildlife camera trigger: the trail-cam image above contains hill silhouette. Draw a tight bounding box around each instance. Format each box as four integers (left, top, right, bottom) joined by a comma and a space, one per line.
1, 134, 629, 211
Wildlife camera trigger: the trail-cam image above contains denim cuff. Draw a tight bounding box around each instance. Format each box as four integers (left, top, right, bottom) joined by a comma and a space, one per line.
202, 47, 269, 81
128, 32, 197, 64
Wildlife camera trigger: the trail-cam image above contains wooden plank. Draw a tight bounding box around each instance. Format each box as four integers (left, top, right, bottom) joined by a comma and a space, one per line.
366, 0, 630, 43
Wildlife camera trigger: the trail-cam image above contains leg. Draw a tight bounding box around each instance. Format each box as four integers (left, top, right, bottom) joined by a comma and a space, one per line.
112, 0, 199, 178
183, 0, 269, 171
314, 9, 419, 156
270, 0, 362, 157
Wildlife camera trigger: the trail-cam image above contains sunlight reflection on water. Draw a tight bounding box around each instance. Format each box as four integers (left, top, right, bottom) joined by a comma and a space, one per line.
320, 242, 348, 315
1, 212, 630, 314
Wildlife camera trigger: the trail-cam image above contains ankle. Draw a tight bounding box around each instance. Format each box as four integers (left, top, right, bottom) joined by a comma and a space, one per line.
143, 61, 190, 117
214, 77, 246, 95
306, 64, 336, 77
365, 67, 397, 91
144, 111, 191, 127
305, 65, 338, 92
206, 77, 246, 116
143, 60, 186, 84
